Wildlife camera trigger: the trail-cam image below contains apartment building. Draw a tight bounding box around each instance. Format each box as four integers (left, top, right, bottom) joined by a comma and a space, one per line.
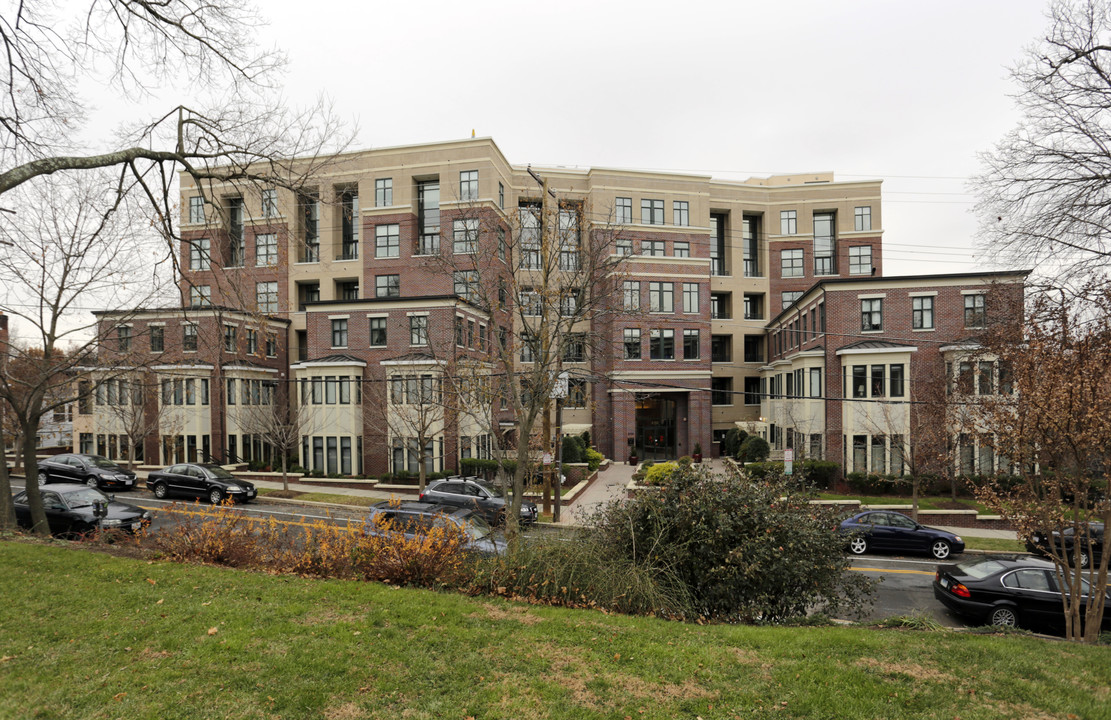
77, 137, 1018, 476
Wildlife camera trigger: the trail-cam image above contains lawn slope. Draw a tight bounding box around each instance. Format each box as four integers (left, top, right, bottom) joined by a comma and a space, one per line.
0, 539, 1107, 720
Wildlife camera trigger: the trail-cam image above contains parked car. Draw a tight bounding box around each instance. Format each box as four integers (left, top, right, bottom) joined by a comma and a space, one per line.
933, 554, 1111, 631
1026, 522, 1104, 569
37, 454, 137, 490
12, 483, 151, 536
840, 510, 964, 560
146, 463, 257, 504
418, 476, 538, 525
364, 501, 506, 555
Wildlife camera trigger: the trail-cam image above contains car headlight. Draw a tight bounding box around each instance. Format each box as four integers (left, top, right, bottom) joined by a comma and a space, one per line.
101, 518, 124, 527
224, 485, 242, 492
142, 511, 151, 520
954, 536, 963, 543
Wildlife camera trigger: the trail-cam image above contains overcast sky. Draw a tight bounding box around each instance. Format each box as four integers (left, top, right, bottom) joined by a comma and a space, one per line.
222, 0, 1046, 277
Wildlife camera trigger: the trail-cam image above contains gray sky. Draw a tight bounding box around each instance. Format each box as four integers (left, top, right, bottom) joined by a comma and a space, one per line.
244, 0, 1051, 277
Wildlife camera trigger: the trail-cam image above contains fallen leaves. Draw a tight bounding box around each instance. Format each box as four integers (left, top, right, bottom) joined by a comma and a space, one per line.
207, 627, 218, 636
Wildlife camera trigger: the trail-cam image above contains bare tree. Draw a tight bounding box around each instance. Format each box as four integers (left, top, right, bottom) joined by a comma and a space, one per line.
236, 385, 313, 492
975, 0, 1111, 284
966, 284, 1110, 643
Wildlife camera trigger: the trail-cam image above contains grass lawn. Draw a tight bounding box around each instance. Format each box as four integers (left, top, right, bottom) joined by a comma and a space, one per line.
2, 539, 1109, 719
962, 537, 1027, 553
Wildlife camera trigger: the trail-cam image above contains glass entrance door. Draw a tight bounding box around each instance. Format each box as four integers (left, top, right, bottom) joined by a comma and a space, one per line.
634, 393, 676, 461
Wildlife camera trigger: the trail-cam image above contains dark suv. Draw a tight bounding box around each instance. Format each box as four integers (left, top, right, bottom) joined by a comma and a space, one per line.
364, 501, 506, 555
419, 476, 538, 526
37, 454, 137, 490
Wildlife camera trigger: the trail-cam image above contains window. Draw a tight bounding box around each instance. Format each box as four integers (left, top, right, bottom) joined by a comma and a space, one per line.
861, 299, 883, 331
563, 334, 585, 362
871, 365, 885, 397
964, 294, 985, 328
682, 283, 699, 313
266, 335, 277, 357
711, 292, 731, 320
711, 377, 733, 406
781, 249, 804, 277
852, 365, 867, 398
641, 199, 664, 225
871, 436, 886, 474
223, 325, 237, 353
189, 238, 210, 270
673, 241, 690, 257
623, 328, 641, 359
417, 180, 440, 254
558, 206, 580, 270
331, 319, 348, 348
890, 435, 904, 475
890, 364, 905, 397
257, 281, 278, 313
256, 233, 277, 266
684, 329, 700, 359
615, 197, 632, 224
453, 218, 478, 254
978, 361, 994, 395
673, 201, 689, 226
340, 190, 359, 259
520, 333, 535, 363
743, 335, 763, 363
339, 281, 359, 300
710, 213, 728, 276
782, 291, 802, 308
567, 379, 587, 408
855, 206, 872, 231
852, 435, 867, 472
742, 293, 763, 320
520, 288, 541, 316
261, 189, 278, 218
623, 281, 640, 311
648, 282, 674, 313
376, 224, 400, 258
375, 178, 393, 207
742, 215, 760, 277
242, 329, 256, 355
809, 367, 822, 398
189, 285, 211, 308
649, 329, 675, 360
498, 182, 505, 209
616, 238, 633, 255
114, 325, 131, 352
183, 324, 198, 352
848, 246, 871, 275
299, 194, 319, 262
150, 326, 164, 353
744, 377, 761, 405
642, 239, 665, 256
227, 197, 244, 266
188, 196, 205, 224
711, 334, 730, 362
369, 317, 387, 346
560, 288, 580, 317
454, 271, 478, 303
911, 296, 934, 329
376, 274, 400, 298
813, 211, 836, 275
780, 210, 797, 235
459, 170, 478, 201
409, 315, 428, 346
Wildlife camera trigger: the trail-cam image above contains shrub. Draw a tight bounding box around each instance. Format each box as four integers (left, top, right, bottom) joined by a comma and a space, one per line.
798, 460, 841, 490
593, 465, 875, 622
579, 430, 591, 448
723, 428, 748, 458
584, 447, 603, 472
460, 458, 499, 479
744, 461, 783, 480
642, 461, 679, 486
737, 435, 770, 463
562, 435, 586, 464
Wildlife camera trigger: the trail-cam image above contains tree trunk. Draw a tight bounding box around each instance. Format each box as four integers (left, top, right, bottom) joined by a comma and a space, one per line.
0, 426, 15, 530
911, 477, 919, 522
20, 416, 49, 535
281, 454, 289, 493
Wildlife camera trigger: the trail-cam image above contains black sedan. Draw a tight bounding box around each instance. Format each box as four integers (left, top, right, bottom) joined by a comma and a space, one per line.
933, 555, 1111, 631
840, 510, 964, 560
37, 454, 137, 490
13, 484, 151, 537
146, 463, 256, 504
418, 476, 538, 526
1026, 522, 1104, 569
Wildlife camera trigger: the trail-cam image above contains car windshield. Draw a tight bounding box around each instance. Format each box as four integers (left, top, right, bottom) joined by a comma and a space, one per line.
463, 514, 492, 540
476, 481, 504, 498
63, 488, 110, 509
955, 559, 1009, 579
202, 465, 236, 479
90, 457, 120, 469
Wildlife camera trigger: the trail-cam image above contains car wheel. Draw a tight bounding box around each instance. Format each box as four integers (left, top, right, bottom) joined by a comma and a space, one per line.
85, 476, 99, 489
848, 537, 868, 555
208, 488, 225, 505
153, 483, 168, 499
1078, 551, 1090, 569
931, 540, 952, 560
989, 606, 1019, 627
37, 470, 48, 484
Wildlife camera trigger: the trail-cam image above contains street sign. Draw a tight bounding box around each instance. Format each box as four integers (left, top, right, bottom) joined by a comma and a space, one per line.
784, 448, 794, 475
550, 371, 569, 399
542, 452, 552, 465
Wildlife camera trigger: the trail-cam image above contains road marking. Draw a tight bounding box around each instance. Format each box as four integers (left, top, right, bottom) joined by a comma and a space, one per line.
851, 567, 935, 576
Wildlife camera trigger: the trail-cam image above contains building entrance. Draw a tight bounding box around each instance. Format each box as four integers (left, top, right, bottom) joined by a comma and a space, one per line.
634, 393, 676, 462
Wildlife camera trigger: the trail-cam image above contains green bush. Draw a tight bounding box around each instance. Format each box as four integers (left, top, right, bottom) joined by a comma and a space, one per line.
460, 458, 499, 479
737, 435, 770, 462
584, 447, 604, 471
744, 461, 783, 480
579, 430, 591, 448
723, 428, 748, 458
562, 435, 586, 464
799, 460, 841, 490
642, 461, 679, 486
593, 465, 874, 622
